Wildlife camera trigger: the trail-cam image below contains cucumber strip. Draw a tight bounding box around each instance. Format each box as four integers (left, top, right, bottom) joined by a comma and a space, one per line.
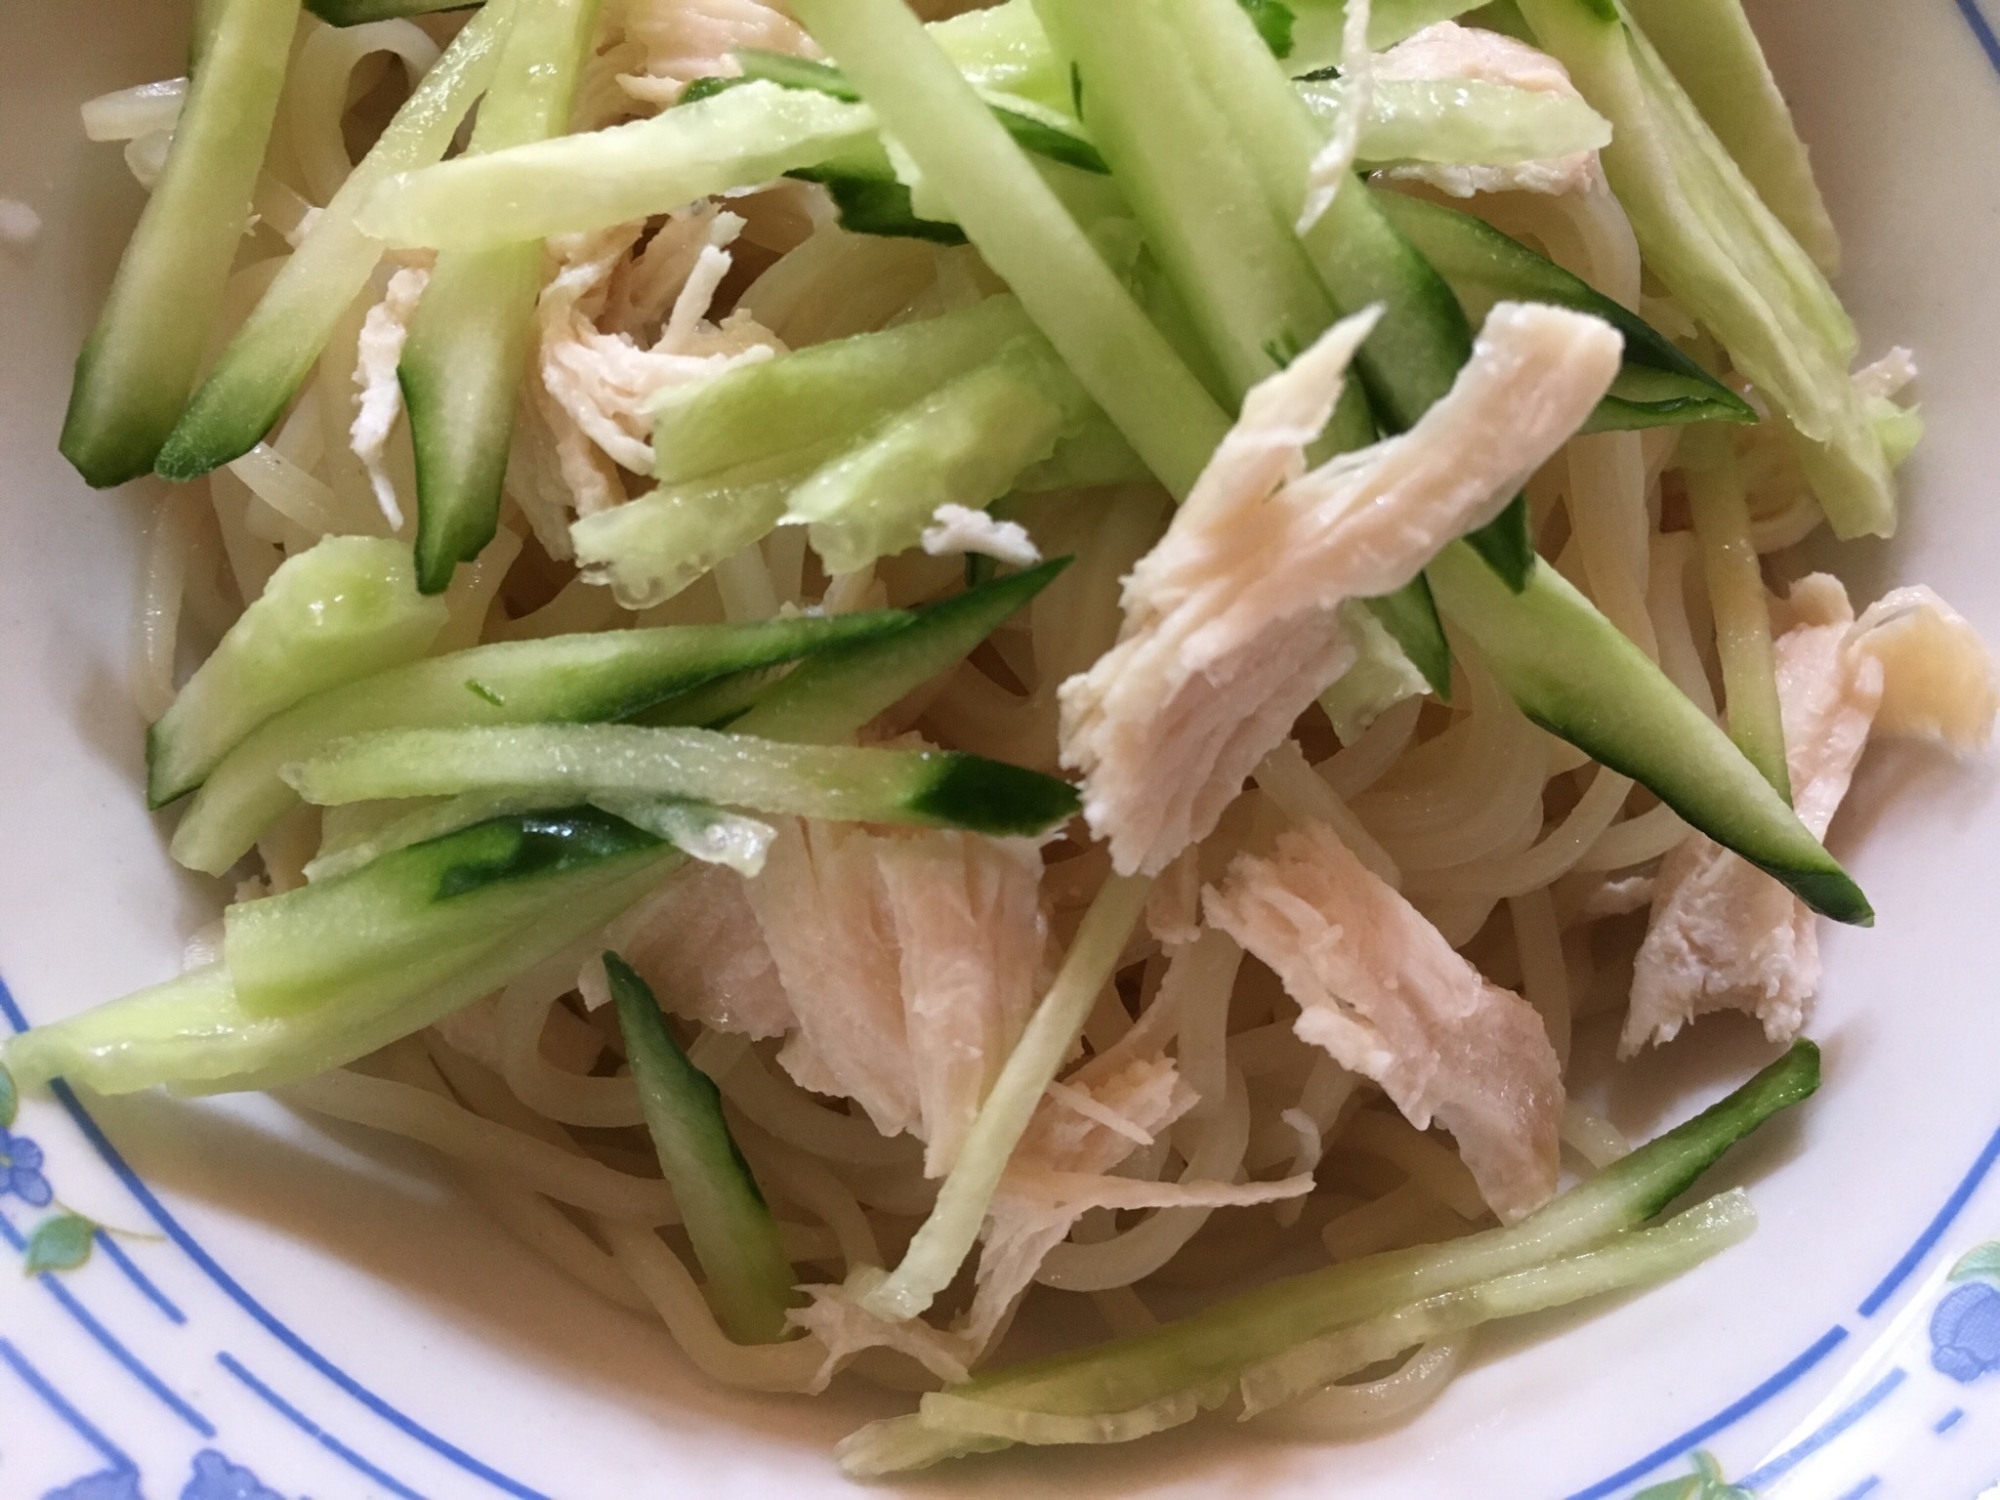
786, 166, 968, 245
1162, 0, 1526, 595
570, 479, 795, 612
399, 0, 601, 593
846, 1043, 1815, 1438
652, 297, 1035, 486
1364, 577, 1453, 700
303, 791, 545, 883
729, 48, 1109, 174
1036, 0, 1339, 402
1325, 596, 1435, 741
605, 955, 797, 1344
1428, 544, 1867, 922
1369, 188, 1757, 432
1300, 75, 1612, 168
789, 0, 1232, 501
1683, 428, 1789, 798
868, 1189, 1753, 1469
731, 558, 1068, 745
6, 813, 681, 1095
308, 0, 477, 20
1514, 0, 1893, 538
157, 0, 515, 479
790, 338, 1080, 575
168, 610, 910, 875
227, 804, 662, 1015
282, 723, 1083, 837
1620, 0, 1839, 273
1288, 0, 1487, 65
148, 538, 448, 807
357, 82, 878, 251
587, 797, 775, 875
927, 0, 1072, 108
857, 873, 1153, 1323
60, 0, 301, 487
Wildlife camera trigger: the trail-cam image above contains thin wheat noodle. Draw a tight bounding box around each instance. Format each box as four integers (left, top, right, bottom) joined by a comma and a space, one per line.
289, 18, 440, 206
1319, 692, 1422, 798
734, 1116, 884, 1272
284, 1068, 681, 1223
1034, 1065, 1253, 1291
1508, 885, 1571, 1068
1168, 930, 1242, 1120
715, 1045, 922, 1167
1337, 1111, 1486, 1221
1250, 1337, 1469, 1436
209, 469, 282, 603
229, 443, 343, 537
1407, 765, 1633, 898
1575, 799, 1689, 872
134, 486, 208, 720
1565, 432, 1658, 658
498, 982, 645, 1128
461, 1173, 651, 1311
1647, 530, 1719, 716
1321, 1180, 1467, 1262
1255, 742, 1401, 888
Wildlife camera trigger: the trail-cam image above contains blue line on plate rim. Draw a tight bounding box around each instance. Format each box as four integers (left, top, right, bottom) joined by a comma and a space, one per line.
1561, 1326, 1851, 1500
94, 1225, 188, 1324
1858, 1115, 2000, 1316
218, 1350, 428, 1500
1955, 0, 2000, 80
1833, 1478, 1881, 1500
0, 976, 553, 1500
1935, 1406, 1965, 1434
1735, 1364, 1907, 1491
0, 1204, 214, 1436
0, 1335, 133, 1472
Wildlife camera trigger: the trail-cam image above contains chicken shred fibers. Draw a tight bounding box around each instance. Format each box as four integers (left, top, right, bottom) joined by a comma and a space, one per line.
744, 819, 1046, 1170
349, 263, 429, 531
1626, 575, 1999, 1055
1374, 21, 1601, 198
1058, 300, 1621, 878
613, 0, 818, 108
617, 859, 796, 1040
1205, 820, 1563, 1223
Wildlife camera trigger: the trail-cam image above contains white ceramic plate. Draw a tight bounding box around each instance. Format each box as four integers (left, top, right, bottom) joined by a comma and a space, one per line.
6, 2, 2000, 1496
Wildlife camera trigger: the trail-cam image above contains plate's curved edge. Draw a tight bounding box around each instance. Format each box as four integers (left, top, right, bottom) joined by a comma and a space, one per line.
8, 963, 2000, 1500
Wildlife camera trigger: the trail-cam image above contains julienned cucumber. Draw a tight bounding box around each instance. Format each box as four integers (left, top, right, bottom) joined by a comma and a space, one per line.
5, 809, 682, 1095
282, 723, 1083, 838
157, 0, 514, 479
400, 0, 600, 593
148, 538, 447, 807
307, 0, 477, 21
651, 297, 1035, 486
226, 805, 662, 1015
846, 1043, 1817, 1457
60, 0, 300, 487
1368, 188, 1757, 432
731, 558, 1069, 745
605, 954, 798, 1344
1428, 544, 1871, 923
169, 610, 910, 876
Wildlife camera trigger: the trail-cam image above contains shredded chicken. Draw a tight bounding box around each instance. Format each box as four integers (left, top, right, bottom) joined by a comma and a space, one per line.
1058, 300, 1621, 877
1374, 21, 1600, 198
613, 0, 818, 108
919, 503, 1042, 568
349, 263, 429, 531
617, 859, 796, 1039
1627, 576, 1999, 1054
744, 819, 1047, 1171
1206, 820, 1563, 1222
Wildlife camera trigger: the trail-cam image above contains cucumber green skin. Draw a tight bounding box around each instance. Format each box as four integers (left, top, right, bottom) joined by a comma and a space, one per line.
1429, 544, 1871, 924
605, 954, 797, 1344
401, 0, 601, 592
308, 0, 478, 22
653, 296, 1033, 485
147, 537, 449, 807
227, 806, 661, 1015
788, 167, 969, 245
731, 558, 1068, 744
169, 609, 912, 875
157, 0, 513, 479
944, 1042, 1818, 1419
1363, 576, 1452, 701
1369, 186, 1758, 430
60, 0, 301, 487
402, 241, 544, 593
7, 811, 680, 1096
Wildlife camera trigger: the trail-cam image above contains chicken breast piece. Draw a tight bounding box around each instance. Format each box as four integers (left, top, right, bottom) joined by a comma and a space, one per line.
1206, 820, 1563, 1223
1626, 575, 1998, 1054
1058, 300, 1621, 877
744, 818, 1047, 1169
1374, 21, 1600, 198
349, 263, 429, 531
1625, 577, 1876, 1054
615, 858, 796, 1040
614, 0, 819, 108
